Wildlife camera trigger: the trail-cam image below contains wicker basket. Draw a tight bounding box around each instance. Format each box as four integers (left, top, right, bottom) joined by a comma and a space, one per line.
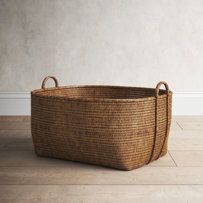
31, 76, 172, 171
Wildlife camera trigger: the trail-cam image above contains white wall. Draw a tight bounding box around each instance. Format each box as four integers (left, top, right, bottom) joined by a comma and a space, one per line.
0, 0, 203, 115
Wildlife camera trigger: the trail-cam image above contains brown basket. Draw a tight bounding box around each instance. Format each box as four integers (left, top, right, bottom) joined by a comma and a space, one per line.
31, 76, 172, 171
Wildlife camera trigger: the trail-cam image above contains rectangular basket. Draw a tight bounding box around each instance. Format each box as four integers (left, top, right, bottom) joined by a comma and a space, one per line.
31, 76, 172, 170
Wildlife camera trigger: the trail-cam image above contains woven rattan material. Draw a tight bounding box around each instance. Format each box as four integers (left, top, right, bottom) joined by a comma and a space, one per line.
31, 76, 172, 171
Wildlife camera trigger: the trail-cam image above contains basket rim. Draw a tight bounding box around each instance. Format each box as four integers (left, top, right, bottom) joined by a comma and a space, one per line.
31, 85, 173, 102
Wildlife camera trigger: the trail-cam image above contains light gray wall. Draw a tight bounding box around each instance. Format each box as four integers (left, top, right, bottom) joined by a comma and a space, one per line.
0, 0, 203, 92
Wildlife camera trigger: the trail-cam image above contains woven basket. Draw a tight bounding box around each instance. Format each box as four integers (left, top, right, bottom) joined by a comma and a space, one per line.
31, 76, 172, 171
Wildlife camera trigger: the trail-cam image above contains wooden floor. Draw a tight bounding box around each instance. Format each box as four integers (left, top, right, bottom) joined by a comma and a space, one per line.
0, 116, 203, 203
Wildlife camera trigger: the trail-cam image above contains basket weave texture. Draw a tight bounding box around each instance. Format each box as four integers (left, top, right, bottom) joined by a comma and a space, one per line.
31, 76, 172, 171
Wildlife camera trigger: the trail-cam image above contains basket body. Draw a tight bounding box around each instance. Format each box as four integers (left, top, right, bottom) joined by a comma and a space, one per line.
31, 85, 172, 171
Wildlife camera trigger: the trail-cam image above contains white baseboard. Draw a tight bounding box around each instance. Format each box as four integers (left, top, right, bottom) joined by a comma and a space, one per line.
0, 92, 31, 115
0, 92, 203, 115
172, 92, 203, 115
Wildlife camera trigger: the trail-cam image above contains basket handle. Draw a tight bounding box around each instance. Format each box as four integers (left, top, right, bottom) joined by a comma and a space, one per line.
148, 81, 170, 164
155, 81, 170, 97
41, 76, 59, 89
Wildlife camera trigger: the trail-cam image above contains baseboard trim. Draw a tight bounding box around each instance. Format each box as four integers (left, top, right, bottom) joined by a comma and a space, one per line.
0, 92, 203, 115
0, 92, 31, 115
172, 92, 203, 115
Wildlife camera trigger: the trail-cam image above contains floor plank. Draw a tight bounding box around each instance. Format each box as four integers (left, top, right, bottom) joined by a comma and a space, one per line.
169, 130, 203, 150
1, 185, 203, 203
174, 116, 203, 130
170, 130, 203, 138
0, 116, 30, 122
169, 138, 203, 151
174, 116, 203, 121
0, 136, 32, 151
0, 129, 31, 136
1, 166, 203, 185
0, 121, 30, 130
170, 151, 203, 166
